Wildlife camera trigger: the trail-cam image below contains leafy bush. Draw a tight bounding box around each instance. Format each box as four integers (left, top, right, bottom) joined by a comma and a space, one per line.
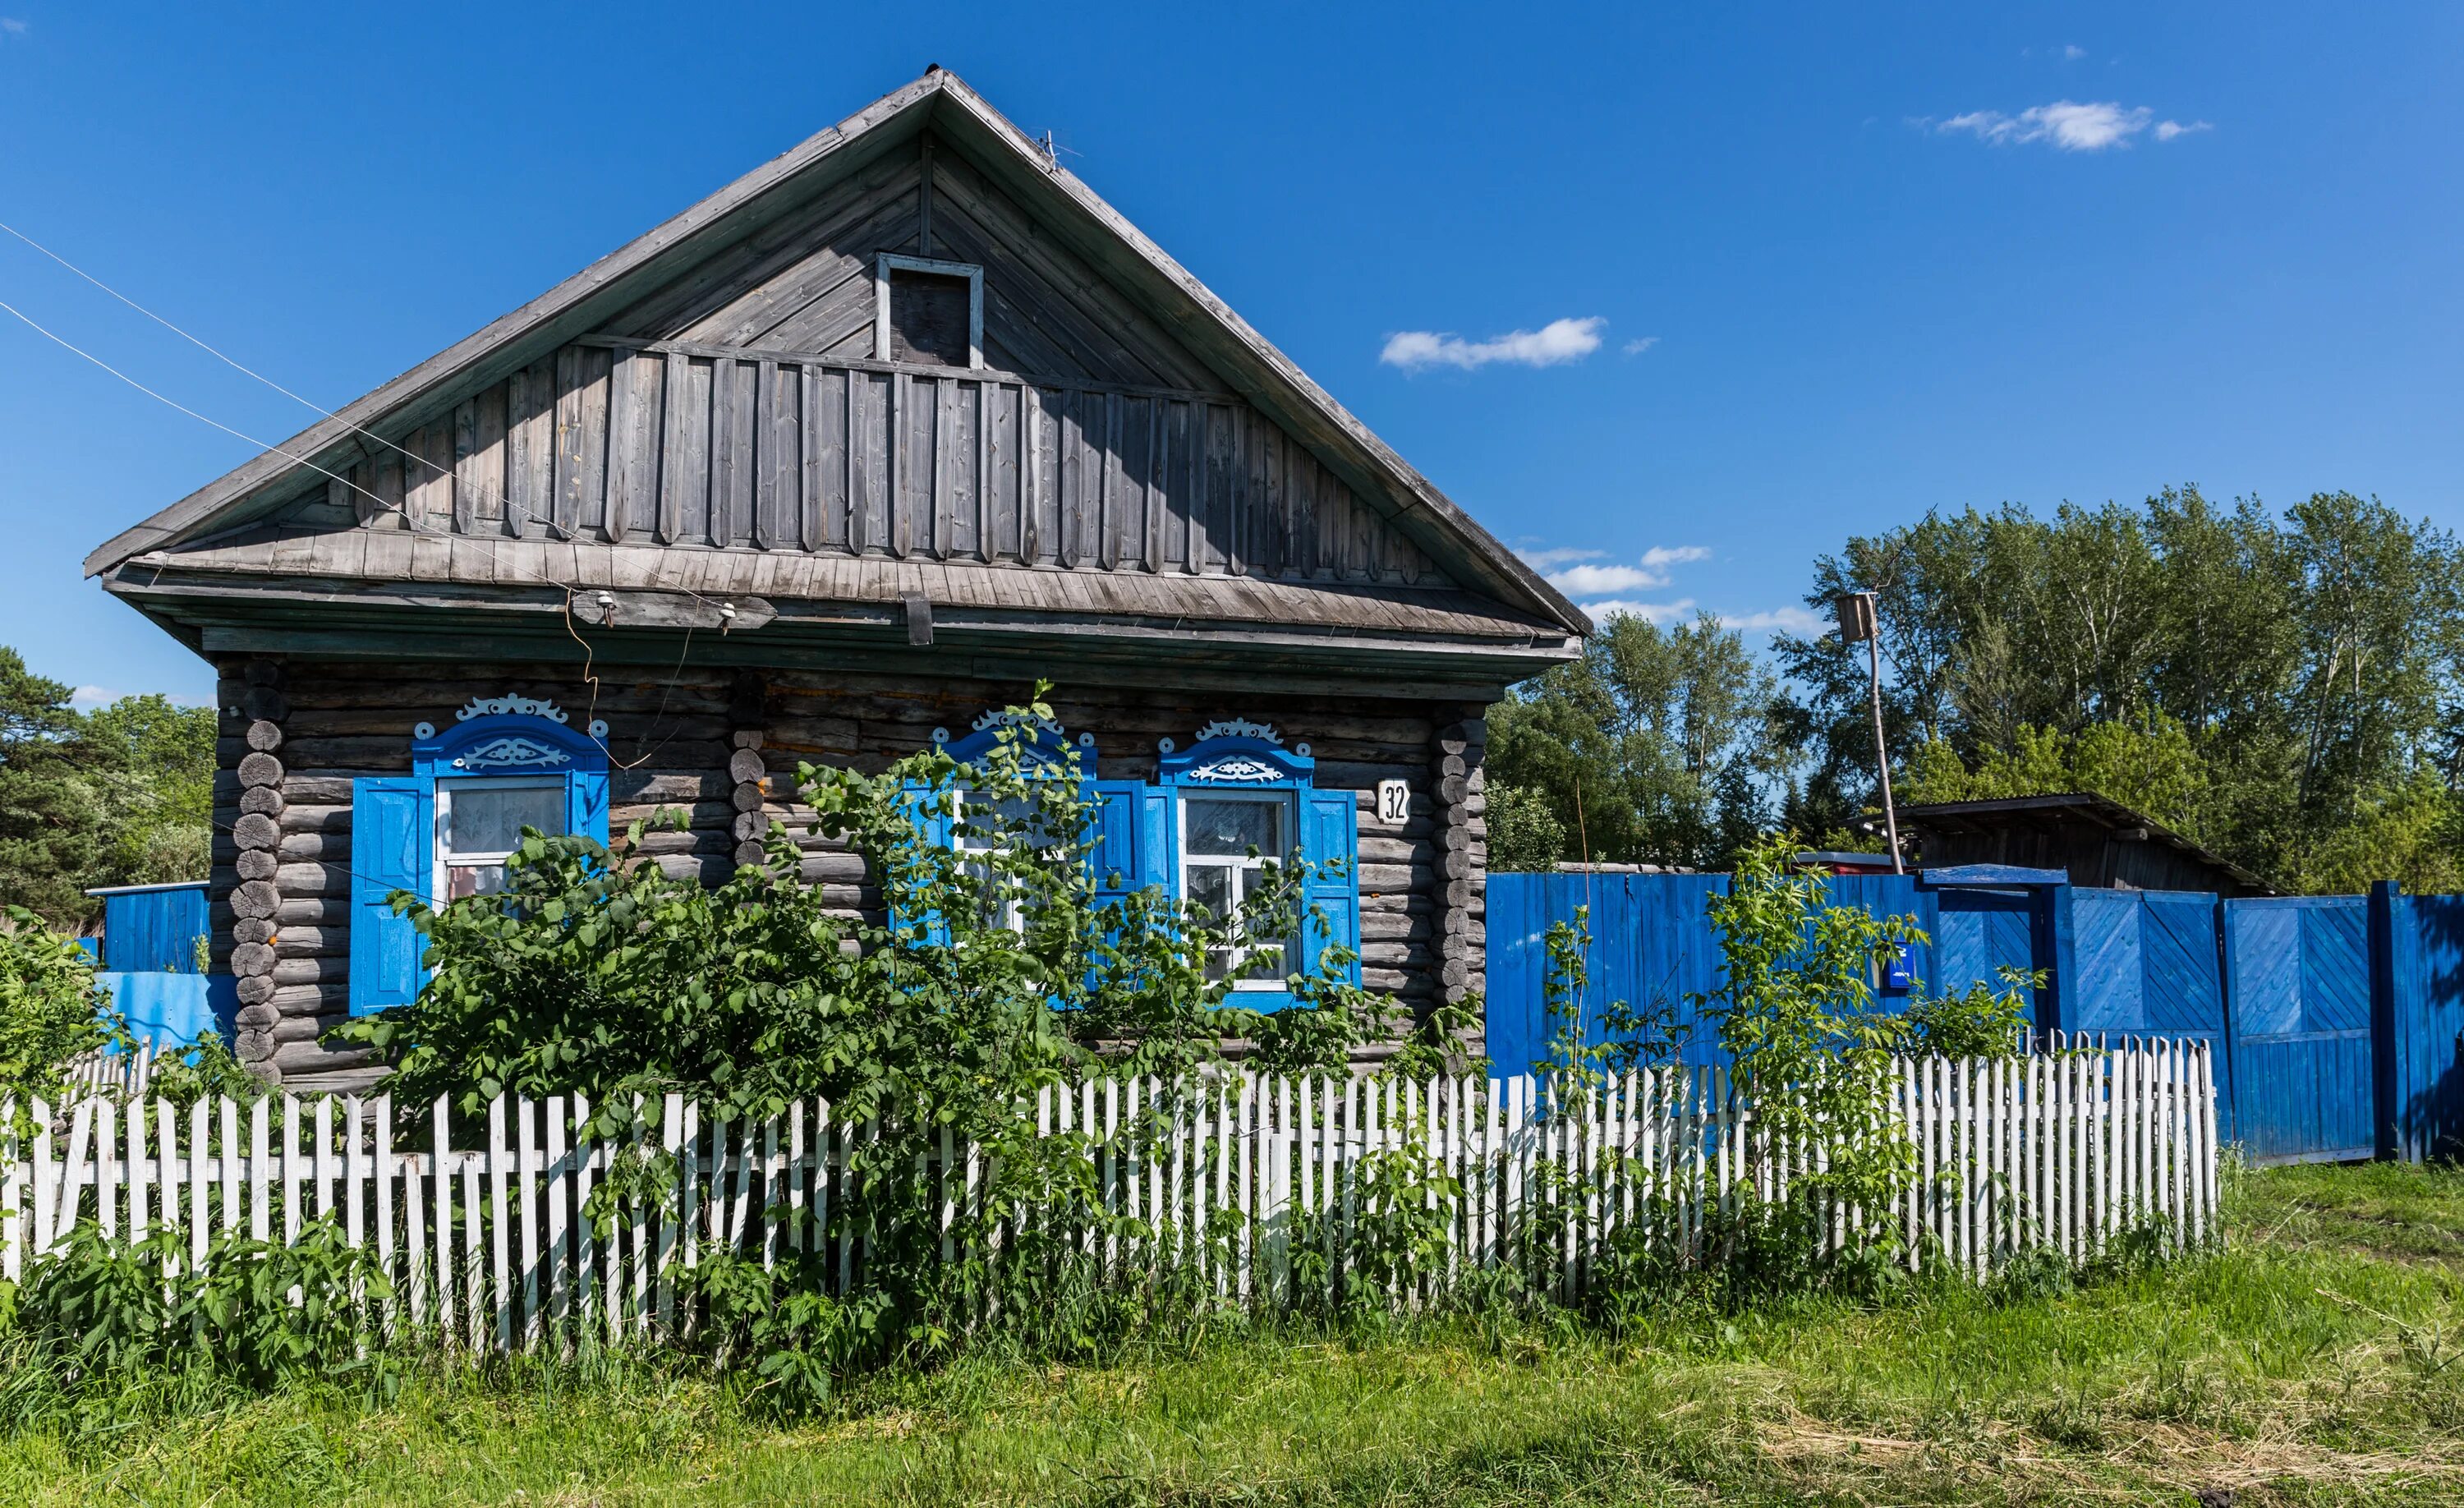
0, 904, 122, 1108
3, 1217, 394, 1397
337, 693, 1466, 1390
1901, 967, 2038, 1060
1694, 834, 1924, 1280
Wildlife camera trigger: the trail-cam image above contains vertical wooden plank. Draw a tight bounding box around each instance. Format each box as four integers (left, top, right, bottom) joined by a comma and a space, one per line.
370, 1097, 394, 1325
430, 1097, 453, 1343
342, 1096, 365, 1251
547, 1096, 572, 1349
490, 1094, 513, 1353
657, 352, 693, 545
248, 1097, 269, 1244
753, 360, 782, 550
517, 1096, 541, 1350
799, 366, 825, 552
462, 1129, 485, 1351
278, 1094, 301, 1243
656, 1094, 682, 1340
185, 1097, 209, 1276
311, 1094, 333, 1226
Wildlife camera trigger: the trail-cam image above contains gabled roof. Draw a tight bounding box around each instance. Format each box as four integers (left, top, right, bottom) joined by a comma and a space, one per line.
85, 67, 1588, 641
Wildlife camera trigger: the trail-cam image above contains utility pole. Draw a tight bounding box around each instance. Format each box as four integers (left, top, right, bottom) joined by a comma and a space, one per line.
1834, 590, 1902, 874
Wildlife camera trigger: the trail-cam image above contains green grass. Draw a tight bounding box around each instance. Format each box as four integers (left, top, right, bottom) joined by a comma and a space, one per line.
8, 1160, 2464, 1505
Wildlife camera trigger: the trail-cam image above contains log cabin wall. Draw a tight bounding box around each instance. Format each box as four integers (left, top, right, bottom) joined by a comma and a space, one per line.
218, 656, 1488, 1092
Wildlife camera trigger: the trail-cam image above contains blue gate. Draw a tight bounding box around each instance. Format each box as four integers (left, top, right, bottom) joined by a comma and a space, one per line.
2068, 889, 2232, 1135
2223, 896, 2374, 1164
2381, 890, 2464, 1161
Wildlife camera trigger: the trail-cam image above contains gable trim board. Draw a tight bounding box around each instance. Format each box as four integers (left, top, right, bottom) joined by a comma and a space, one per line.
85, 68, 1588, 650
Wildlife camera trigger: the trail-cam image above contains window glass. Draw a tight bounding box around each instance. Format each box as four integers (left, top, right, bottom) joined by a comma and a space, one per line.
889, 269, 972, 366
1181, 795, 1289, 986
954, 787, 1060, 933
439, 781, 565, 900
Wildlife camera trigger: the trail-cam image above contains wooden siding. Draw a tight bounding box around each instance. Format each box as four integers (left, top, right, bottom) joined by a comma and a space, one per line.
222, 659, 1487, 1091
282, 340, 1444, 588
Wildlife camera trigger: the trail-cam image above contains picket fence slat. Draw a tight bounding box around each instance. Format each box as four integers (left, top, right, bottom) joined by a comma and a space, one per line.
1, 1045, 2220, 1354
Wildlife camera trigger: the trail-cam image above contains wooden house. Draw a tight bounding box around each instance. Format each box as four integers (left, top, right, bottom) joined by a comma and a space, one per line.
85, 69, 1589, 1091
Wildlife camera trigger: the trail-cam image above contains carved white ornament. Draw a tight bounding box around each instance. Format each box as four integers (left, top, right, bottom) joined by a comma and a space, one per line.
1190, 718, 1280, 747
454, 736, 572, 771
454, 695, 569, 724
971, 708, 1067, 738
1192, 756, 1282, 784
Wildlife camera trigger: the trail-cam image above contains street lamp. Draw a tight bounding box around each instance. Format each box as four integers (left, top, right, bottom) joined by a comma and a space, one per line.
1833, 590, 1902, 875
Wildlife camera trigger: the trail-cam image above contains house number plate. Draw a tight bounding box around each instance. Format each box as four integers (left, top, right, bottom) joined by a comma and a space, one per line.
1377, 779, 1412, 825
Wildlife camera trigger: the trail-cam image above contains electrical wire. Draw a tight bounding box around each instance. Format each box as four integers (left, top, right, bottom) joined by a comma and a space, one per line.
0, 232, 754, 764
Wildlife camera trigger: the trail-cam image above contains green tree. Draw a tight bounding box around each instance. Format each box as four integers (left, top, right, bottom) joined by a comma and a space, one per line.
0, 649, 105, 925
1780, 489, 2464, 893
1490, 613, 1790, 870
82, 692, 216, 888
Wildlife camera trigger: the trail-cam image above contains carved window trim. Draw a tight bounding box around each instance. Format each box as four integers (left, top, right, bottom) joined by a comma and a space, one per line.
873, 253, 984, 370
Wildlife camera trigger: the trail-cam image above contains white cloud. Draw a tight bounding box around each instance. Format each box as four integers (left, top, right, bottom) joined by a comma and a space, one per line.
2062, 44, 2086, 61
1718, 606, 1827, 635
1380, 316, 1605, 372
1582, 599, 1693, 625
1516, 545, 1603, 571
1621, 336, 1659, 356
1932, 99, 2207, 152
1575, 600, 1825, 636
1542, 545, 1711, 596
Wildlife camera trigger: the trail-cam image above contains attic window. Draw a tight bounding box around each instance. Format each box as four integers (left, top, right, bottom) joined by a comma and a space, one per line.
874, 254, 982, 368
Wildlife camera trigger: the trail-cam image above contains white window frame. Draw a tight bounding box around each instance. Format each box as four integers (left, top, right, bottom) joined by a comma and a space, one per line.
433, 775, 568, 902
951, 784, 1053, 936
1177, 788, 1294, 991
872, 253, 984, 370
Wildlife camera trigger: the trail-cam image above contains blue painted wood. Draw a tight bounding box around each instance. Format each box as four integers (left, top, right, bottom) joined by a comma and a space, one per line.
1919, 865, 2069, 887
2385, 889, 2464, 1161
2066, 887, 2233, 1135
1482, 870, 2039, 1078
99, 884, 209, 973
2224, 896, 2374, 1164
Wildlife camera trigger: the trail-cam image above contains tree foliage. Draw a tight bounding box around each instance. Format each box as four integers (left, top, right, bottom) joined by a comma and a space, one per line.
0, 646, 214, 926
1776, 489, 2464, 891
0, 904, 122, 1110
1489, 613, 1790, 871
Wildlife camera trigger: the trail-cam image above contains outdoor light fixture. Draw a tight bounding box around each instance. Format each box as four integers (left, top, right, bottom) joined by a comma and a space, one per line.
1834, 590, 1902, 874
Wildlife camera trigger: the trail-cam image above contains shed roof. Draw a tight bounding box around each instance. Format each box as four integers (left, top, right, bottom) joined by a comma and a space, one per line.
1899, 791, 2280, 895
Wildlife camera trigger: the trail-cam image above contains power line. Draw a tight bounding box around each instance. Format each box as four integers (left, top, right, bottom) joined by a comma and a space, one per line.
0, 233, 747, 761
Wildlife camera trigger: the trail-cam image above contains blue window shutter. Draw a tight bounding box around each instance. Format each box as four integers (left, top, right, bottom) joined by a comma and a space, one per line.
1088, 780, 1144, 905
1300, 790, 1361, 986
893, 779, 954, 944
349, 777, 431, 1015
1138, 786, 1173, 891
568, 766, 611, 844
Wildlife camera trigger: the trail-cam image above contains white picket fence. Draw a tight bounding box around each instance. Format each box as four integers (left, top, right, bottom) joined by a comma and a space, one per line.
62, 1038, 159, 1098
1, 1039, 2215, 1351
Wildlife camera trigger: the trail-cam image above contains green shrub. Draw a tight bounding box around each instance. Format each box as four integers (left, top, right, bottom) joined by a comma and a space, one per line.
0, 904, 122, 1109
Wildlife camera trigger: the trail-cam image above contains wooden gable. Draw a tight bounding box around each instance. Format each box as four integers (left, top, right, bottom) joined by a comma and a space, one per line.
91, 70, 1585, 680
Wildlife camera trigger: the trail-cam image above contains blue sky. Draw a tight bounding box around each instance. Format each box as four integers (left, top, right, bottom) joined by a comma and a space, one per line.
2, 3, 2457, 706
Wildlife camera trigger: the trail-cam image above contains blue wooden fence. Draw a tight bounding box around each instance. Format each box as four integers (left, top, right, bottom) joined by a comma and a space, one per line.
1487, 871, 2464, 1166
86, 881, 209, 973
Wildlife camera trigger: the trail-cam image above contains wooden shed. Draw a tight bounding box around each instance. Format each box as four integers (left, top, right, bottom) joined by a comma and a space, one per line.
85, 69, 1588, 1091
1901, 793, 2278, 899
